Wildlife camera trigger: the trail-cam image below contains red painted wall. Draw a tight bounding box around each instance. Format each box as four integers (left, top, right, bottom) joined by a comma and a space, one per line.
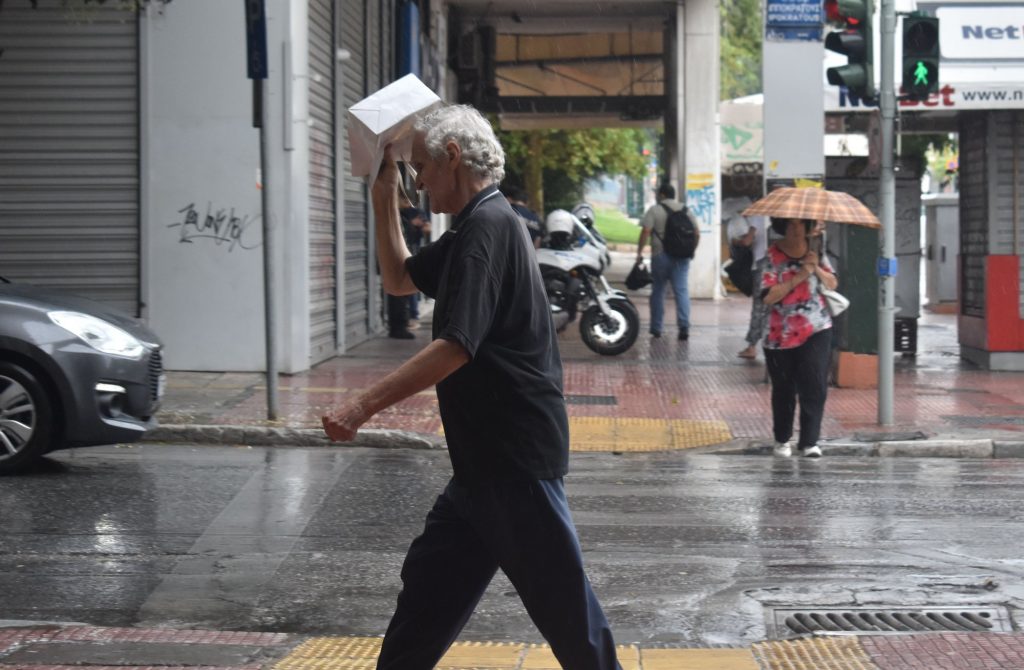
986, 256, 1024, 351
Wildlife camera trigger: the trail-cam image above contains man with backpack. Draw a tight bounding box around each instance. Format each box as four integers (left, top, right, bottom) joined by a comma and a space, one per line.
635, 182, 700, 340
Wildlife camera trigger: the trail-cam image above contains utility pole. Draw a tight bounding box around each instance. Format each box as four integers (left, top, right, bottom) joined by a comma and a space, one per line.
877, 0, 896, 425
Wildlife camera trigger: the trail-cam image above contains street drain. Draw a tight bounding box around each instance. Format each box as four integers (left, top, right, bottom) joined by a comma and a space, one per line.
565, 394, 617, 406
768, 606, 1013, 637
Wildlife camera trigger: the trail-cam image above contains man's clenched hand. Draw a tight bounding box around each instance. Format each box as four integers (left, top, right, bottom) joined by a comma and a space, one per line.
322, 398, 369, 442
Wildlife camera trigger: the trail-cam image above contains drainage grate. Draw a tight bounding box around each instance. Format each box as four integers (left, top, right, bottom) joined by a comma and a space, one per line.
769, 607, 1013, 637
565, 394, 617, 406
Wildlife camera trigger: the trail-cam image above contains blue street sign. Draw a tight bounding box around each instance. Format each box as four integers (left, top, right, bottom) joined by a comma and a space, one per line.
877, 257, 898, 277
765, 0, 823, 41
244, 0, 268, 80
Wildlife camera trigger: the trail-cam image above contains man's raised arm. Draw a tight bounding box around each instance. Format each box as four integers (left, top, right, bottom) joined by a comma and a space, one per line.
372, 157, 419, 296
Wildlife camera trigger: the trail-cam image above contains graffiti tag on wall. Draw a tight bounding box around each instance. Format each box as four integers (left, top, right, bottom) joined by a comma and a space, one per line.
685, 174, 716, 233
168, 203, 262, 252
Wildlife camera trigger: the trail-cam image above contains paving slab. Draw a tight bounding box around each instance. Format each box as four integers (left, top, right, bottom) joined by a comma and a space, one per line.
1, 641, 269, 666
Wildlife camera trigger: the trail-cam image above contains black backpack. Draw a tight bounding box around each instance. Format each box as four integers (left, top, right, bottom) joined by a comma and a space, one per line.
656, 203, 698, 259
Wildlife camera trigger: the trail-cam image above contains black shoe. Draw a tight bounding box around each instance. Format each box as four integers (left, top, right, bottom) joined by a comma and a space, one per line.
388, 330, 415, 340
650, 331, 661, 338
678, 328, 689, 341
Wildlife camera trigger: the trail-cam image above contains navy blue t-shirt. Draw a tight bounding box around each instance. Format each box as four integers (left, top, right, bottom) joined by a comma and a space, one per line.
510, 202, 543, 244
405, 185, 569, 483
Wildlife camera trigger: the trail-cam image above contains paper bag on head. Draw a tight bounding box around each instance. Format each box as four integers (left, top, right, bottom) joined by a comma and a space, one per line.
347, 74, 442, 185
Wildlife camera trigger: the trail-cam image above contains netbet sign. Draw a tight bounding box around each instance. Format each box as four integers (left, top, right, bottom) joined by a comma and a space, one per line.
937, 6, 1024, 59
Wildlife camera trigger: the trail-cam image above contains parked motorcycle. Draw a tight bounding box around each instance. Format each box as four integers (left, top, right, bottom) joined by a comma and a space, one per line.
538, 209, 639, 356
570, 202, 610, 251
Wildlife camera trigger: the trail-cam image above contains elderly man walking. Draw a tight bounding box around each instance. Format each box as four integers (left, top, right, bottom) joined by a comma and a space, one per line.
322, 103, 622, 670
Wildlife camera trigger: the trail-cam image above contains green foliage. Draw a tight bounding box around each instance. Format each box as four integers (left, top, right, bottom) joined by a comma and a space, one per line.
541, 168, 583, 213
499, 127, 652, 213
923, 137, 959, 185
501, 128, 649, 183
899, 133, 956, 179
594, 207, 641, 245
720, 0, 762, 100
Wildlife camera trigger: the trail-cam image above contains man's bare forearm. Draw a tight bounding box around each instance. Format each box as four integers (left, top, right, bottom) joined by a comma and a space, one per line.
357, 338, 470, 419
636, 228, 651, 258
371, 189, 415, 295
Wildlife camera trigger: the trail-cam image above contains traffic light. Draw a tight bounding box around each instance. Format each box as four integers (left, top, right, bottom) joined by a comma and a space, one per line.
902, 14, 939, 100
824, 0, 874, 103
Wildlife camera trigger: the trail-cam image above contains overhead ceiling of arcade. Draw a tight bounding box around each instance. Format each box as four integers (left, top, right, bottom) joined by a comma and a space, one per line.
446, 0, 678, 128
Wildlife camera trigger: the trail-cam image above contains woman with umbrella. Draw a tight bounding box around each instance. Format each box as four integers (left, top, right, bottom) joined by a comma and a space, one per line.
743, 188, 879, 458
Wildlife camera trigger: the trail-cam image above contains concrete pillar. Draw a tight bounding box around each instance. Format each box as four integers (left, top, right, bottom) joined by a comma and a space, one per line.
682, 0, 722, 299
662, 17, 680, 189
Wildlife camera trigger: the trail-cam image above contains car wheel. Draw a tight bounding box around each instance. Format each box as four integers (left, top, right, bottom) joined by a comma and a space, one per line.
0, 361, 55, 475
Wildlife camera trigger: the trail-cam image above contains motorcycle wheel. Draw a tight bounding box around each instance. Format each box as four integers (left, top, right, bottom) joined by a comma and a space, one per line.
579, 299, 640, 356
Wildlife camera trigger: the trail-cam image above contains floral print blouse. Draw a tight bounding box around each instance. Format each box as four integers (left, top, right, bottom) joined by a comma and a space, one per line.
760, 244, 834, 350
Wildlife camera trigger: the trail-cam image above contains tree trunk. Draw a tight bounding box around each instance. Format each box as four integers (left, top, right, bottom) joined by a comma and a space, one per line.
525, 131, 545, 215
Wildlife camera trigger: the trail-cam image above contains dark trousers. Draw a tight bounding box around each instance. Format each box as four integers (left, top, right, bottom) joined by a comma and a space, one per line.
764, 329, 831, 448
387, 294, 408, 334
377, 477, 622, 670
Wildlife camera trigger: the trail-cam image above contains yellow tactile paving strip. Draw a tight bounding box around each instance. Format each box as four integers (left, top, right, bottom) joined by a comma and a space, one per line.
438, 417, 732, 452
752, 637, 879, 670
568, 417, 732, 452
640, 647, 759, 669
272, 637, 760, 670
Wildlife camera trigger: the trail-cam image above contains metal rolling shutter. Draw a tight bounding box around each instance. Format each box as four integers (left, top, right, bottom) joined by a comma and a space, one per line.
309, 0, 337, 364
990, 111, 1022, 256
340, 0, 371, 346
988, 111, 1024, 319
0, 1, 139, 315
959, 113, 988, 318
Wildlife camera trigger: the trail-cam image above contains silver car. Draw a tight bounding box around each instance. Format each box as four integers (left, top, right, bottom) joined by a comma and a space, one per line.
0, 279, 164, 474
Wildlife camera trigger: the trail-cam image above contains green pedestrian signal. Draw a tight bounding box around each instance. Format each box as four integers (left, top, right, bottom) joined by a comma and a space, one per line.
902, 14, 940, 100
913, 61, 929, 86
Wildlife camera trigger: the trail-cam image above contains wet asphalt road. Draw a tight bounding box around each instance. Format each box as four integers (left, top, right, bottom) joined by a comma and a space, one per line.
2, 444, 1023, 646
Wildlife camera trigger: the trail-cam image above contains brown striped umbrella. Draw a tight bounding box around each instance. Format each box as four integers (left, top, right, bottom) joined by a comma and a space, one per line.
742, 187, 880, 228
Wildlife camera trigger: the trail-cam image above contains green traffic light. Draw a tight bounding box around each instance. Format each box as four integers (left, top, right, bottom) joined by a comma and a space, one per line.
902, 14, 940, 100
914, 61, 929, 86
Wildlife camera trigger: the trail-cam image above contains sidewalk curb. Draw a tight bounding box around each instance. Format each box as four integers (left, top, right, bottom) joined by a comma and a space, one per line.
146, 425, 1024, 458
146, 424, 447, 450
703, 437, 1024, 458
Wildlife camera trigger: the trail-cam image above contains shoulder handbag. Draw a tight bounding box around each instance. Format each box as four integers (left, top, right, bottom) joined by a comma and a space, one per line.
820, 287, 850, 317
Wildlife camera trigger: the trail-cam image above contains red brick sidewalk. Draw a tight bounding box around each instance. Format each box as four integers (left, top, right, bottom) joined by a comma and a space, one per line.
159, 296, 1024, 447
859, 632, 1024, 669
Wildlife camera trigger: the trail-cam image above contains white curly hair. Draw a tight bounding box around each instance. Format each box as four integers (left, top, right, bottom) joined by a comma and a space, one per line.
414, 104, 505, 183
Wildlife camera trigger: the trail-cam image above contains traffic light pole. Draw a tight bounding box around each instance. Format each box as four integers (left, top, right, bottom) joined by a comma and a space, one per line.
877, 0, 896, 425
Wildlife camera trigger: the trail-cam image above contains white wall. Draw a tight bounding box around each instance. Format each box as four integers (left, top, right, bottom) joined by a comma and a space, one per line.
141, 0, 311, 372
684, 0, 723, 299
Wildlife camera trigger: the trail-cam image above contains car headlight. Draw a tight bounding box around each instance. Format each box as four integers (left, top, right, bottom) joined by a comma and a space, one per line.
48, 311, 144, 359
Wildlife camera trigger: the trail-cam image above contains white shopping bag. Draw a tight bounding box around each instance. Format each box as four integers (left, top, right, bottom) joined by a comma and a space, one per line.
347, 74, 441, 184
